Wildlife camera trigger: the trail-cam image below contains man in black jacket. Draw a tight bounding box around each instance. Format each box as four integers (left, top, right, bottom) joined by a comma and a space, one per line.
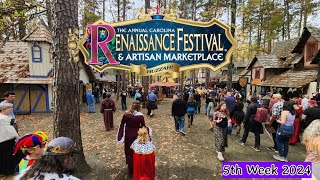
237, 96, 263, 152
172, 94, 187, 135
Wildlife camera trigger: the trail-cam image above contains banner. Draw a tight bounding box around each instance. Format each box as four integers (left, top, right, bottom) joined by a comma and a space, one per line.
239, 77, 248, 87
79, 8, 237, 76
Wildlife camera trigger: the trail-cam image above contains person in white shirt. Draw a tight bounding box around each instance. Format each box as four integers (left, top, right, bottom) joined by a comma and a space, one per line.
301, 95, 309, 111
0, 103, 20, 176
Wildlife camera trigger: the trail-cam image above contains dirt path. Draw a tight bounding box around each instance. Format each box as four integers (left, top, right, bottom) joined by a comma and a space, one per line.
14, 97, 306, 180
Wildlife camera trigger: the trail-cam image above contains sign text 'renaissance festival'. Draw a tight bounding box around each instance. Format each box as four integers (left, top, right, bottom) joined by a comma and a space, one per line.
79, 14, 237, 76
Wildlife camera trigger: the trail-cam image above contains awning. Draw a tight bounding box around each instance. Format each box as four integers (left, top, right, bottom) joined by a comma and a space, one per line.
4, 78, 53, 84
258, 69, 317, 88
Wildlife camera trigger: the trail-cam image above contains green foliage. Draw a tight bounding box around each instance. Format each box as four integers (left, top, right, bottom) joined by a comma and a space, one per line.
0, 0, 42, 41
82, 11, 100, 29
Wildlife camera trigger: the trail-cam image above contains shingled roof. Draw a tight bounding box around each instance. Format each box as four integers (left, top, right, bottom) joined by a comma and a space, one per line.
258, 69, 317, 88
272, 38, 300, 58
292, 27, 320, 54
247, 55, 290, 69
0, 41, 29, 83
233, 60, 249, 68
285, 53, 303, 65
22, 25, 53, 44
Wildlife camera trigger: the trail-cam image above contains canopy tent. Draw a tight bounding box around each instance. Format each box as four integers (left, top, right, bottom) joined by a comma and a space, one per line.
149, 82, 180, 88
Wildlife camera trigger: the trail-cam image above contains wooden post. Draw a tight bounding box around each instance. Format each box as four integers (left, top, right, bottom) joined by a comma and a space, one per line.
180, 71, 184, 93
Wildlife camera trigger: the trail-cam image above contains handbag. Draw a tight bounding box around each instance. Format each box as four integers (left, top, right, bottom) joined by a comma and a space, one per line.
277, 125, 294, 136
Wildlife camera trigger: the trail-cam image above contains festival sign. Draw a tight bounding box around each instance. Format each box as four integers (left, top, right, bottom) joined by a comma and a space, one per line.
79, 8, 237, 78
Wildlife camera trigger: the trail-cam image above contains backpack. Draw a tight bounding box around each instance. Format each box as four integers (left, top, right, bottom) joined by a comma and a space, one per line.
254, 107, 269, 122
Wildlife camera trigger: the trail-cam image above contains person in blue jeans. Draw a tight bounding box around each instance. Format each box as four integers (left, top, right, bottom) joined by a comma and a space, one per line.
273, 101, 295, 162
187, 96, 196, 129
120, 90, 127, 111
172, 94, 187, 136
86, 90, 95, 113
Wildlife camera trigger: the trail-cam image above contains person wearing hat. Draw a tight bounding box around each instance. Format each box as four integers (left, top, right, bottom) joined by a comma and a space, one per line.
13, 133, 46, 172
0, 103, 20, 176
301, 100, 320, 133
15, 137, 80, 180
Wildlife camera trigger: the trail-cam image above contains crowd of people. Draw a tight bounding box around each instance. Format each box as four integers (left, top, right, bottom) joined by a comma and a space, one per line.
171, 87, 320, 179
2, 86, 320, 179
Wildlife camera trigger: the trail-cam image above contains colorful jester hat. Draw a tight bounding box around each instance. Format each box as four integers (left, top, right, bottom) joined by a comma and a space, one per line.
13, 134, 44, 155
34, 131, 49, 145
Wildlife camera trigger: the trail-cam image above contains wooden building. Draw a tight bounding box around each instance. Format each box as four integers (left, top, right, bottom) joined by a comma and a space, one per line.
0, 25, 95, 114
258, 27, 320, 97
245, 37, 300, 95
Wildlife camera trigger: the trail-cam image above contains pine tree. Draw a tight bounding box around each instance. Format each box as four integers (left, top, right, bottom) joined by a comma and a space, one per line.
51, 0, 90, 176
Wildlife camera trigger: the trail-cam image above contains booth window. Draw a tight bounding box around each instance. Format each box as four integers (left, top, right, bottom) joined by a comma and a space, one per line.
255, 68, 260, 79
307, 42, 318, 62
32, 44, 42, 62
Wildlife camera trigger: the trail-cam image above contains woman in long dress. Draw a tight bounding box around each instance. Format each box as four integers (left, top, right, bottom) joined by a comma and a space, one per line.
213, 102, 229, 161
289, 99, 303, 144
117, 101, 146, 175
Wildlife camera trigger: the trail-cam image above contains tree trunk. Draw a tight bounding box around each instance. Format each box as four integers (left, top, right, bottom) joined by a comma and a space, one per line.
52, 0, 90, 176
303, 0, 308, 27
249, 26, 252, 54
205, 68, 210, 89
122, 0, 126, 21
116, 70, 120, 100
145, 0, 151, 14
122, 70, 126, 90
285, 0, 290, 39
18, 17, 26, 40
17, 0, 26, 40
227, 0, 236, 92
117, 0, 121, 21
131, 72, 134, 86
102, 0, 106, 20
46, 0, 52, 30
298, 0, 303, 36
257, 0, 262, 51
179, 0, 184, 18
180, 71, 184, 93
191, 0, 196, 20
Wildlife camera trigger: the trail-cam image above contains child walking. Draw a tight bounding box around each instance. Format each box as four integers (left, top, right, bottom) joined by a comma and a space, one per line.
131, 127, 155, 180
